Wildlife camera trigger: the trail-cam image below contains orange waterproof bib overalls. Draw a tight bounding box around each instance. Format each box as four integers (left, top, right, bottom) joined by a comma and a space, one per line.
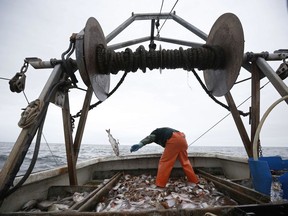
154, 129, 199, 187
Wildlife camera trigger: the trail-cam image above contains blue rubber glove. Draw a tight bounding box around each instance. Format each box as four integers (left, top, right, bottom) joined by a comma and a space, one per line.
130, 143, 144, 152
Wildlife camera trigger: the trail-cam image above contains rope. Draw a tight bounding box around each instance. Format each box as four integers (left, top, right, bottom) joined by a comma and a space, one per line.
0, 77, 10, 81
41, 132, 61, 166
235, 77, 251, 85
191, 68, 249, 117
189, 112, 231, 146
20, 89, 60, 165
96, 44, 225, 75
0, 100, 51, 200
17, 80, 66, 129
19, 88, 60, 166
159, 0, 164, 14
18, 99, 43, 128
157, 0, 180, 35
155, 0, 164, 35
72, 71, 128, 118
22, 91, 30, 104
189, 81, 271, 146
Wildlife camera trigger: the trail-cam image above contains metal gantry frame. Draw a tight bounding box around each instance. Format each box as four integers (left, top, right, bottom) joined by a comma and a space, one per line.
0, 12, 288, 201
106, 12, 207, 50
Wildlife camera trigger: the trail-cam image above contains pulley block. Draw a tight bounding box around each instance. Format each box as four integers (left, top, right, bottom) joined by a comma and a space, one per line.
9, 73, 26, 93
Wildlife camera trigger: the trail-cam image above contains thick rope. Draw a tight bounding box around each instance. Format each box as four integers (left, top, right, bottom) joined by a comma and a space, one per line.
191, 68, 249, 117
71, 71, 128, 118
96, 44, 225, 74
18, 99, 43, 128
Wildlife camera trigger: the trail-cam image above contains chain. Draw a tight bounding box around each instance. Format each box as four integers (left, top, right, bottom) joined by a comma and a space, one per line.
70, 114, 75, 131
258, 141, 263, 157
20, 60, 29, 73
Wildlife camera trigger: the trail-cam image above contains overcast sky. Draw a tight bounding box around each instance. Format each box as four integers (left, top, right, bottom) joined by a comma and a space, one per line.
0, 0, 288, 149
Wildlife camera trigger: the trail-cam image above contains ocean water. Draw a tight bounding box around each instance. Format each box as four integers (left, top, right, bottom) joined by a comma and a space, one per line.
1, 142, 288, 176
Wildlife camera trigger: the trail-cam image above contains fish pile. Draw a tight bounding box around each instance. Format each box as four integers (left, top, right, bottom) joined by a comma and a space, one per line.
19, 191, 89, 212
95, 174, 238, 212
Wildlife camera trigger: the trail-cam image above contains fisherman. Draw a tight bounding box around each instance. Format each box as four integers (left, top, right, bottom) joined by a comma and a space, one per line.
130, 127, 199, 187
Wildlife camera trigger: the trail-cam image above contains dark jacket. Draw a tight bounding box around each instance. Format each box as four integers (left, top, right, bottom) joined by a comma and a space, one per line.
136, 127, 179, 148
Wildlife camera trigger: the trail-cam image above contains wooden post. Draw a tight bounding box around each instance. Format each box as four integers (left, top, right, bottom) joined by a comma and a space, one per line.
0, 65, 62, 200
74, 86, 93, 162
225, 92, 252, 157
250, 63, 261, 158
62, 92, 78, 185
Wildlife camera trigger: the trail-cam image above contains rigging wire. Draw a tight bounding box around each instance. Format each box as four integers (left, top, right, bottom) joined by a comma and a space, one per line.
186, 72, 194, 91
41, 132, 61, 166
22, 91, 30, 104
157, 0, 179, 36
188, 80, 271, 147
235, 77, 251, 85
0, 76, 10, 81
159, 0, 164, 14
189, 112, 231, 147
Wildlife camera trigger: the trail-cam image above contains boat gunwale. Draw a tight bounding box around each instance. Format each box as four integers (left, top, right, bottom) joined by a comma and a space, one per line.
13, 153, 248, 186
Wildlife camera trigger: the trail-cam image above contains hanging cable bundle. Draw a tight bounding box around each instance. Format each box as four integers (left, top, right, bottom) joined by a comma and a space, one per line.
96, 44, 225, 74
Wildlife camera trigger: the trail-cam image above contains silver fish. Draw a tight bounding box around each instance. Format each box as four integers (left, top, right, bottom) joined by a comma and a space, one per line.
21, 199, 38, 211
37, 200, 56, 211
106, 129, 120, 156
96, 202, 106, 212
73, 192, 86, 203
48, 203, 69, 212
